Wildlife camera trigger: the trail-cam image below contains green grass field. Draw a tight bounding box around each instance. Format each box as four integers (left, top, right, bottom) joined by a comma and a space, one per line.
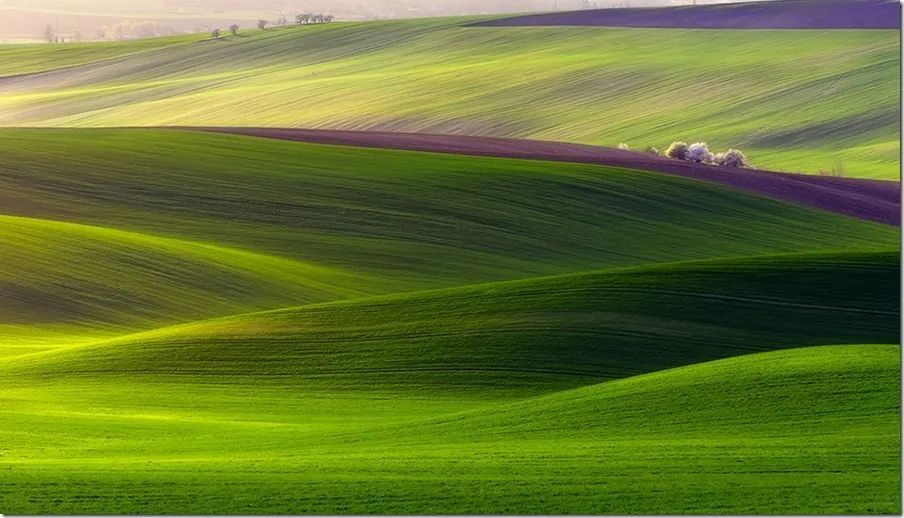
0, 2, 900, 511
2, 344, 899, 513
0, 130, 896, 353
0, 18, 899, 177
0, 127, 899, 513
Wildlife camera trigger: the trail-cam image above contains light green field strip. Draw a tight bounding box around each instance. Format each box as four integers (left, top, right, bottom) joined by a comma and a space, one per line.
0, 344, 898, 514
0, 20, 897, 177
0, 325, 113, 358
0, 34, 198, 77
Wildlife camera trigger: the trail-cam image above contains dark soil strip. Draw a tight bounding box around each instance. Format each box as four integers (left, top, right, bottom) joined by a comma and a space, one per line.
470, 0, 901, 29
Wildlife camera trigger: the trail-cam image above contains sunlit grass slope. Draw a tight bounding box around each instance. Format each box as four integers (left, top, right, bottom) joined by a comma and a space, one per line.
0, 34, 198, 77
1, 345, 898, 514
0, 19, 898, 177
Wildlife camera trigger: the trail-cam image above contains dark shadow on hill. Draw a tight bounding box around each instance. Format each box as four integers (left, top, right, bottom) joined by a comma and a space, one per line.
747, 110, 900, 148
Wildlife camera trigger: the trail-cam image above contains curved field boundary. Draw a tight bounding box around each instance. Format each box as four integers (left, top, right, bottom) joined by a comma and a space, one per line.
471, 0, 901, 29
190, 127, 901, 226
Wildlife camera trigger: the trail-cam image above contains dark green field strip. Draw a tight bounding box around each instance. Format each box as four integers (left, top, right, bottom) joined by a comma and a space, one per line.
1, 345, 898, 514
0, 215, 399, 332
5, 250, 897, 401
0, 129, 895, 292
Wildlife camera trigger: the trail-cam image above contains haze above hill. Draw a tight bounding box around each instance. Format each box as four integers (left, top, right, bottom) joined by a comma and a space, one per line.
2, 0, 722, 41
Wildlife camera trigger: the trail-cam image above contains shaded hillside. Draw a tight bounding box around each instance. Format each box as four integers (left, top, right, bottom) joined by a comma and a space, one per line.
5, 250, 898, 398
0, 129, 897, 353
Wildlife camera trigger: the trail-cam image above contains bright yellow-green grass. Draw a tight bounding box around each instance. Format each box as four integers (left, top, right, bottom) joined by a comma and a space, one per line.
1, 343, 899, 514
0, 129, 899, 513
0, 33, 198, 76
0, 18, 898, 177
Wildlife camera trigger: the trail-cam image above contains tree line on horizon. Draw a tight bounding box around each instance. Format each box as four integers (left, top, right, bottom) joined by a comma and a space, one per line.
213, 13, 335, 39
41, 11, 336, 44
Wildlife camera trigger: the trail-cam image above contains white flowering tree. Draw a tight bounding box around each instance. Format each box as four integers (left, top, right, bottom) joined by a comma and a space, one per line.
686, 142, 714, 164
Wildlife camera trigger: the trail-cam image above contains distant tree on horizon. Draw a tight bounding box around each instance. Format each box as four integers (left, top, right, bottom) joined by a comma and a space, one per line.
230, 24, 240, 36
258, 19, 268, 30
211, 28, 221, 39
43, 24, 55, 43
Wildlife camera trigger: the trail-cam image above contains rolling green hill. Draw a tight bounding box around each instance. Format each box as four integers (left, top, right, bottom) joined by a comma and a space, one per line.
0, 129, 896, 280
1, 344, 898, 514
0, 33, 196, 76
5, 250, 898, 398
0, 115, 898, 510
0, 18, 898, 177
0, 214, 382, 335
0, 129, 896, 359
1, 246, 898, 513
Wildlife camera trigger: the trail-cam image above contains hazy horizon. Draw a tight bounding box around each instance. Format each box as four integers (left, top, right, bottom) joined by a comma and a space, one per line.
0, 0, 697, 42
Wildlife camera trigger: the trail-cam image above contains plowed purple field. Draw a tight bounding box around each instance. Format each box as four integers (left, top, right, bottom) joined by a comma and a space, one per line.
472, 0, 900, 29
